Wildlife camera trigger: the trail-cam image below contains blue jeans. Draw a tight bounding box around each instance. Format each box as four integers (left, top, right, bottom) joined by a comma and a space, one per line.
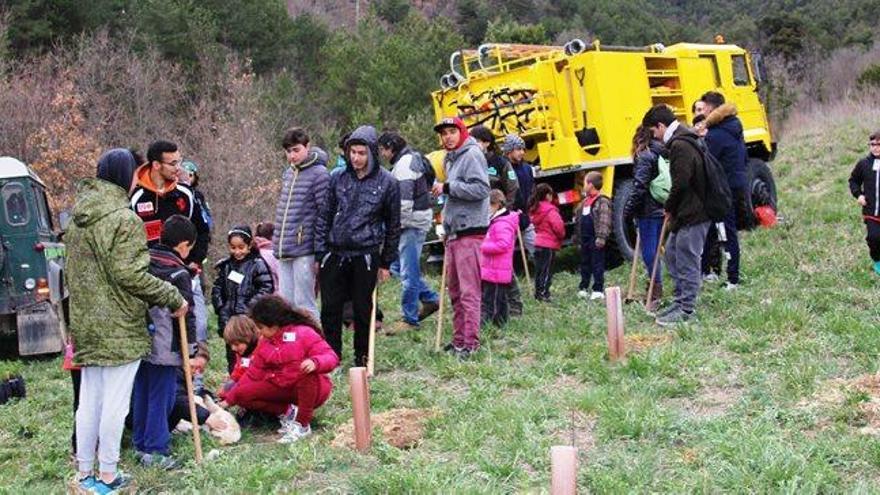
637, 216, 664, 285
399, 228, 439, 325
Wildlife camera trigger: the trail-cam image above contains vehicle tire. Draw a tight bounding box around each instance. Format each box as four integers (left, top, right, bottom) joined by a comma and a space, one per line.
609, 178, 637, 266
743, 158, 777, 229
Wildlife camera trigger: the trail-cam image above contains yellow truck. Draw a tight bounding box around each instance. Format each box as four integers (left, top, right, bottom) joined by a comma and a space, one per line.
431, 39, 777, 262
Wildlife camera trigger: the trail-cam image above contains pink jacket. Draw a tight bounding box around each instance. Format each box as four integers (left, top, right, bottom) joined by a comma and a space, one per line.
530, 200, 566, 250
480, 209, 519, 284
254, 236, 280, 290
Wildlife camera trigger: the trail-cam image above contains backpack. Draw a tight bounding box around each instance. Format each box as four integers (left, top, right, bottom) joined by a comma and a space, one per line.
649, 155, 671, 203
407, 151, 435, 209
668, 135, 731, 222
417, 152, 437, 190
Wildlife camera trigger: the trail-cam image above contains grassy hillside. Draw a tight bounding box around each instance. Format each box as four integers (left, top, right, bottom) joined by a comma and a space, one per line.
2, 102, 880, 492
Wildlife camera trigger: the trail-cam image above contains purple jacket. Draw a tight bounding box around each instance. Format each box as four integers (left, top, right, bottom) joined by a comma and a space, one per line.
480, 209, 519, 284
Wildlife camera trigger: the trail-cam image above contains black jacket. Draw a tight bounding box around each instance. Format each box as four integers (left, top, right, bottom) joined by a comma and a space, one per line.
315, 125, 401, 269
211, 252, 274, 332
665, 125, 709, 232
486, 152, 520, 207
146, 244, 196, 366
849, 153, 880, 218
704, 104, 748, 191
624, 139, 666, 220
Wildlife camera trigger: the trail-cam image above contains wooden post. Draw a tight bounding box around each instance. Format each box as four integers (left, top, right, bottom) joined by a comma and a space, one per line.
645, 215, 669, 309
434, 252, 448, 352
604, 286, 626, 361
177, 315, 203, 463
367, 286, 378, 377
624, 230, 641, 303
550, 445, 578, 495
517, 226, 531, 286
349, 367, 372, 453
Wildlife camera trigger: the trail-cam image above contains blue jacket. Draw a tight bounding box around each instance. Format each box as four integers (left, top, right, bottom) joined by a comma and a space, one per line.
704, 104, 748, 191
273, 148, 330, 259
315, 125, 401, 268
511, 160, 534, 229
624, 139, 666, 219
146, 245, 196, 367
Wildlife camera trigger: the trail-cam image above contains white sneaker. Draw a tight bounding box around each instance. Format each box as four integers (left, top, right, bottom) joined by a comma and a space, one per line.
277, 422, 311, 443
589, 291, 605, 301
577, 290, 589, 299
702, 273, 720, 282
277, 405, 299, 434
723, 282, 738, 291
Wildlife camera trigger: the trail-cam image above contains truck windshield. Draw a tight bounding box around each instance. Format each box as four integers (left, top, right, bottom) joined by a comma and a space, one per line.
2, 183, 30, 226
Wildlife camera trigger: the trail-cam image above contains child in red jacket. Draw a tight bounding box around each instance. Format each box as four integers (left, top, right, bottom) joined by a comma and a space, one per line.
218, 315, 260, 400
220, 295, 339, 443
529, 183, 566, 301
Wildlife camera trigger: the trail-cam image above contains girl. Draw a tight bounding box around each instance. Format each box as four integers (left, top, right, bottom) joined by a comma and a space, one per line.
480, 190, 519, 327
528, 183, 565, 301
212, 226, 275, 372
218, 315, 260, 399
221, 295, 339, 444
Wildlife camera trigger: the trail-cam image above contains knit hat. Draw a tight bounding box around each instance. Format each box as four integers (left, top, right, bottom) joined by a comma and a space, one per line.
96, 148, 138, 191
182, 160, 199, 174
501, 134, 526, 154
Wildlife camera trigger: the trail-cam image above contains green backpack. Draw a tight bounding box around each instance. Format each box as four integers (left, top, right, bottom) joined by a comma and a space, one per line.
649, 155, 671, 203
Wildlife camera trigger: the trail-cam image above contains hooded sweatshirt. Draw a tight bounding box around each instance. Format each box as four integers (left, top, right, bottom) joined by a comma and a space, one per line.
66, 173, 183, 367
530, 200, 566, 250
273, 147, 331, 259
480, 208, 519, 284
389, 146, 433, 231
314, 125, 402, 269
130, 164, 211, 266
440, 118, 490, 239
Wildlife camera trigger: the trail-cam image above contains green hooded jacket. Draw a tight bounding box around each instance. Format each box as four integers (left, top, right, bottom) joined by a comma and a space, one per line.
66, 178, 184, 366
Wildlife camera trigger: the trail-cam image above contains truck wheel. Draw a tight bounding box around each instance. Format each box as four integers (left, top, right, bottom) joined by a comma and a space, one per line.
742, 158, 777, 229
610, 178, 637, 264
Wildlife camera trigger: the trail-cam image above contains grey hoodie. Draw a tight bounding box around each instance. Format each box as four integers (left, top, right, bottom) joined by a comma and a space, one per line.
442, 137, 490, 238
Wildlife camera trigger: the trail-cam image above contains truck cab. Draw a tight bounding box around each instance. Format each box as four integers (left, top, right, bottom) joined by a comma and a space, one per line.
0, 157, 67, 356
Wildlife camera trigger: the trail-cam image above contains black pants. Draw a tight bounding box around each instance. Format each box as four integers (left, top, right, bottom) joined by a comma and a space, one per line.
481, 281, 510, 327
320, 253, 378, 366
866, 220, 880, 261
533, 247, 555, 300
579, 238, 605, 292
507, 277, 522, 316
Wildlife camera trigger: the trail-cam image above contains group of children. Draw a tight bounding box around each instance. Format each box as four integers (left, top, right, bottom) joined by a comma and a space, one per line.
479, 171, 612, 325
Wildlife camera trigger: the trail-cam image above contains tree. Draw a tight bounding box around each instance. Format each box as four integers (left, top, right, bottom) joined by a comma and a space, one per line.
483, 19, 548, 45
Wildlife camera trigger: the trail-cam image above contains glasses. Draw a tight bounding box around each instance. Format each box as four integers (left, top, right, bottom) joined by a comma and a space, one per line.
159, 160, 181, 168
870, 142, 880, 147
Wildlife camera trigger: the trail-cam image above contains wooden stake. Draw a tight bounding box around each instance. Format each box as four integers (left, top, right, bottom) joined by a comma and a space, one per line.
604, 286, 626, 361
349, 367, 371, 453
178, 314, 203, 463
645, 215, 669, 309
367, 286, 378, 377
550, 445, 578, 495
624, 230, 641, 303
517, 226, 531, 286
434, 252, 448, 352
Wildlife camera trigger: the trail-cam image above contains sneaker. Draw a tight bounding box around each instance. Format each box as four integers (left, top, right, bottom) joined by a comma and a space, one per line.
75, 474, 96, 492
577, 290, 589, 299
140, 453, 178, 470
442, 343, 457, 353
723, 282, 738, 291
655, 303, 680, 318
277, 405, 299, 434
277, 422, 312, 444
385, 320, 419, 336
655, 307, 695, 327
90, 472, 132, 494
418, 301, 440, 321
590, 291, 605, 301
872, 260, 880, 275
702, 273, 719, 282
453, 347, 476, 360
133, 450, 147, 462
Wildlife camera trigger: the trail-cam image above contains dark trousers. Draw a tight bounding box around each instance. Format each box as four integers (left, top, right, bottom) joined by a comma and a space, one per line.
508, 277, 523, 316
131, 362, 177, 455
701, 195, 741, 284
866, 220, 880, 261
579, 237, 606, 292
481, 281, 510, 327
320, 253, 378, 366
70, 369, 81, 454
533, 247, 555, 300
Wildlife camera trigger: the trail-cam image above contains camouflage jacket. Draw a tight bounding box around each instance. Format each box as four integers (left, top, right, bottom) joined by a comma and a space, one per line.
66, 178, 184, 367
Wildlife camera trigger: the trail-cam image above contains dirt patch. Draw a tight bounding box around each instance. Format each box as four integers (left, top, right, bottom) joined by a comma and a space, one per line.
552, 411, 596, 454
801, 373, 880, 436
331, 408, 436, 450
667, 385, 743, 420
625, 333, 673, 353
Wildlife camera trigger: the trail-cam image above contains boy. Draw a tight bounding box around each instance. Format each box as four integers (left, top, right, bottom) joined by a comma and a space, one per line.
578, 171, 612, 300
849, 131, 880, 274
131, 215, 197, 469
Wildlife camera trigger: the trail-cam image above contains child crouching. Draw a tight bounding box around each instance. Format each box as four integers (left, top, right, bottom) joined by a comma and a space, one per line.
480, 190, 519, 327
220, 295, 339, 443
218, 315, 260, 400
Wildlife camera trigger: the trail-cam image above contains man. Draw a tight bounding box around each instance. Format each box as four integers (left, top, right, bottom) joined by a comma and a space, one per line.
378, 131, 440, 333
315, 125, 401, 367
130, 141, 211, 270
272, 127, 330, 320
502, 133, 533, 316
431, 117, 490, 359
699, 91, 748, 290
641, 104, 710, 326
67, 149, 186, 493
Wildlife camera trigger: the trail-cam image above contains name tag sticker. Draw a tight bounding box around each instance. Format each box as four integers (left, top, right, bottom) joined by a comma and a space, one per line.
241, 357, 250, 368
227, 271, 244, 284
583, 207, 591, 216
137, 202, 155, 214
283, 332, 296, 342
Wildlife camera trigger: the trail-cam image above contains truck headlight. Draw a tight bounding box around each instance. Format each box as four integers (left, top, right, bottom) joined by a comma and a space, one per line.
24, 278, 36, 290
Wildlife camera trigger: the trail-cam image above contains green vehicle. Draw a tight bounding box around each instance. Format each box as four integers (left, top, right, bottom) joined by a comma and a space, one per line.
0, 157, 67, 356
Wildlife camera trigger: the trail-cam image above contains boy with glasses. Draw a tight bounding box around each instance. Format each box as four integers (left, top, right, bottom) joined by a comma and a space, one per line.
848, 131, 880, 274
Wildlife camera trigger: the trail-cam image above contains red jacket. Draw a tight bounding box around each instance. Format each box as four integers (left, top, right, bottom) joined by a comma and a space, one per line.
228, 340, 258, 383
224, 324, 338, 403
530, 200, 565, 250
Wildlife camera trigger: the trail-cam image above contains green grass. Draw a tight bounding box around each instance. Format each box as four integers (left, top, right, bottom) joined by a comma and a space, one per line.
4, 115, 880, 493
